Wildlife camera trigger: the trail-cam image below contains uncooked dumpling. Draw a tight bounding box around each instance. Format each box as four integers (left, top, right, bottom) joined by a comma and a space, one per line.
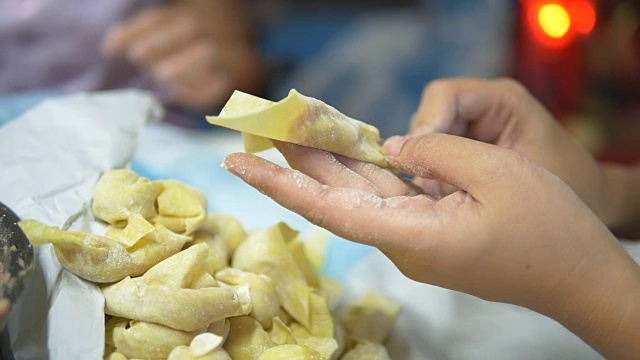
106, 317, 196, 359
338, 292, 400, 344
223, 316, 276, 360
257, 344, 322, 360
92, 169, 162, 227
232, 223, 312, 329
206, 89, 387, 167
18, 220, 189, 283
102, 244, 252, 331
154, 180, 208, 235
215, 268, 280, 329
340, 341, 391, 360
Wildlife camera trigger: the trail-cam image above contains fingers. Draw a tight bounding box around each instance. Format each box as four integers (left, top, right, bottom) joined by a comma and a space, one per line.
102, 6, 172, 56
409, 78, 529, 144
128, 18, 201, 64
222, 153, 427, 250
383, 133, 514, 200
274, 141, 419, 198
150, 39, 219, 85
103, 6, 202, 63
273, 141, 383, 197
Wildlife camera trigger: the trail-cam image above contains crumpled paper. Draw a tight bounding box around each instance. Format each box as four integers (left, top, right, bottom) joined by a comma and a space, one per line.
0, 89, 162, 360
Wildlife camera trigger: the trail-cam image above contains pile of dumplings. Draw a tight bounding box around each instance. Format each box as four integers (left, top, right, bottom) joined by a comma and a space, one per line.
19, 169, 400, 360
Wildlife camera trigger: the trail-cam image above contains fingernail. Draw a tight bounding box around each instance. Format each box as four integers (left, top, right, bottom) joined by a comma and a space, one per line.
383, 136, 407, 157
221, 155, 235, 172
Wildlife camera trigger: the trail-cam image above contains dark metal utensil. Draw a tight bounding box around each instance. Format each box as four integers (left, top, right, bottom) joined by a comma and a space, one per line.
0, 201, 34, 331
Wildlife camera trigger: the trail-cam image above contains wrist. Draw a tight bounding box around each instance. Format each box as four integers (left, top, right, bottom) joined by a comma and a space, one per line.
599, 164, 640, 239
532, 238, 640, 358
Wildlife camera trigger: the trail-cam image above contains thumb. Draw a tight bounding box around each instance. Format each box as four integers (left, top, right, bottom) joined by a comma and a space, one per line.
383, 134, 514, 199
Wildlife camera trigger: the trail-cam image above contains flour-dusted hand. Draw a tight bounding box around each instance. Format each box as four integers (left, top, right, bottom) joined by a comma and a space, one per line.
223, 133, 640, 359
102, 0, 264, 110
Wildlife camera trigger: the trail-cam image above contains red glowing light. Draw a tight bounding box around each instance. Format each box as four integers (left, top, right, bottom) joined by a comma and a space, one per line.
539, 3, 571, 38
524, 0, 596, 48
568, 0, 596, 35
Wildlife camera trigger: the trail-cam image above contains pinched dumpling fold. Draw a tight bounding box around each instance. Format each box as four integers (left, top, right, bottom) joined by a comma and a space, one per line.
92, 169, 162, 227
93, 169, 207, 236
340, 341, 391, 360
207, 89, 387, 168
215, 268, 280, 329
102, 244, 252, 331
224, 316, 276, 360
168, 332, 232, 360
105, 317, 196, 360
338, 292, 400, 344
257, 344, 322, 360
153, 180, 207, 235
18, 219, 188, 283
232, 223, 313, 329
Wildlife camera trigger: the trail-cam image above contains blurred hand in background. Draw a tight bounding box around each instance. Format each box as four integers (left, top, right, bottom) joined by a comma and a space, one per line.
102, 0, 265, 111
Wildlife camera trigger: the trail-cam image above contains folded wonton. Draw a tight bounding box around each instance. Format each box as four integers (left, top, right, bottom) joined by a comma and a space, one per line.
206, 89, 387, 167
232, 223, 312, 329
19, 220, 189, 283
105, 317, 196, 359
102, 244, 252, 331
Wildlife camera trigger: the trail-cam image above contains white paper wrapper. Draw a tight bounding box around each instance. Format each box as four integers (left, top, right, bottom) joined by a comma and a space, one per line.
0, 89, 162, 360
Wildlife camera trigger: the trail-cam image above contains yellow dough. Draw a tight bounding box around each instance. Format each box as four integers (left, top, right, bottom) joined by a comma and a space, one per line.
215, 268, 280, 329
154, 180, 207, 235
232, 223, 313, 329
338, 292, 400, 344
168, 332, 232, 360
223, 316, 276, 360
340, 341, 391, 360
257, 344, 322, 360
102, 244, 252, 332
92, 169, 162, 227
198, 214, 247, 256
189, 229, 230, 275
106, 317, 196, 359
269, 317, 296, 346
289, 321, 339, 360
18, 220, 188, 283
206, 89, 387, 167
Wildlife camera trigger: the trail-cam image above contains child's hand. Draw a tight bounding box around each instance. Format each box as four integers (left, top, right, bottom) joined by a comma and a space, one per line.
223, 134, 640, 359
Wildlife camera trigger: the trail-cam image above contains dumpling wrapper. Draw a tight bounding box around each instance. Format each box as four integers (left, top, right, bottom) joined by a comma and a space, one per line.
257, 344, 322, 360
215, 268, 280, 329
232, 222, 313, 329
269, 317, 297, 346
340, 341, 391, 360
338, 291, 400, 344
102, 244, 252, 331
167, 332, 231, 360
18, 219, 188, 283
289, 321, 338, 360
206, 89, 387, 168
223, 316, 276, 360
92, 169, 162, 227
106, 317, 195, 359
154, 180, 208, 235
